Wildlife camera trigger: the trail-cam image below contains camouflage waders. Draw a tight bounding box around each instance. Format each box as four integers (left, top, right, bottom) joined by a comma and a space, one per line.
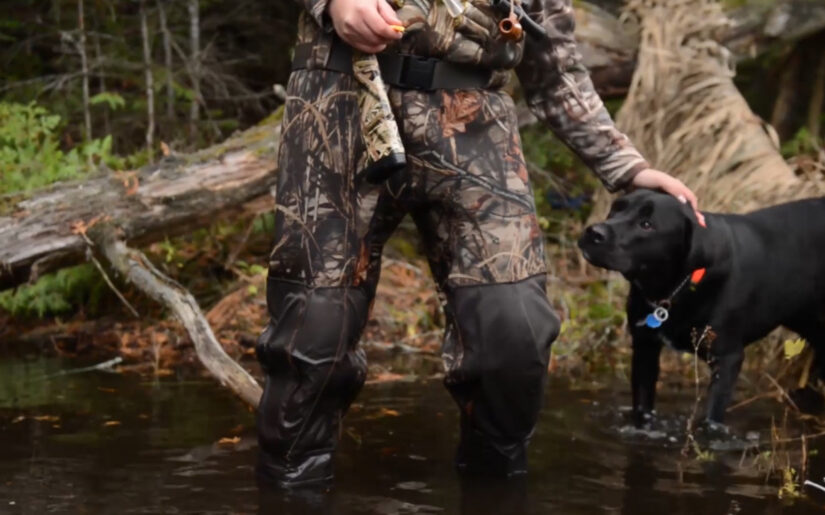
258, 0, 650, 487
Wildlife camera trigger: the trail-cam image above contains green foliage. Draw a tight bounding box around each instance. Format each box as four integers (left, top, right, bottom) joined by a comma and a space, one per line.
89, 92, 126, 111
0, 102, 122, 195
521, 125, 577, 173
781, 127, 820, 158
778, 467, 801, 499
553, 278, 629, 375
234, 260, 267, 277
0, 264, 106, 318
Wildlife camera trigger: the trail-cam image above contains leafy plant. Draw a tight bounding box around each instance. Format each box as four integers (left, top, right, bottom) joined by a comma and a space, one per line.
90, 92, 126, 111
0, 102, 121, 195
781, 127, 819, 159
0, 264, 106, 318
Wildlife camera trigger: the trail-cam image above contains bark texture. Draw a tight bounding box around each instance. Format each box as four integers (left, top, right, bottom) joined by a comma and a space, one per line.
0, 112, 282, 292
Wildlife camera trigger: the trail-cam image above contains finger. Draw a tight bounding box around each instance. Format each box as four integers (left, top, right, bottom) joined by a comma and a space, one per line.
363, 7, 400, 41
338, 24, 385, 52
684, 189, 699, 212
351, 18, 385, 46
673, 185, 706, 227
350, 38, 387, 53
376, 0, 403, 26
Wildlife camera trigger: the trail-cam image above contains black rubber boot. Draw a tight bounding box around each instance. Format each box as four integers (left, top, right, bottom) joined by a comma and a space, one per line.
255, 279, 369, 488
444, 275, 560, 478
455, 419, 529, 477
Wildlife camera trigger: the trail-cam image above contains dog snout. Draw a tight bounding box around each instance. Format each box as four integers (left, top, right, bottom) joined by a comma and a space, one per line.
583, 224, 611, 246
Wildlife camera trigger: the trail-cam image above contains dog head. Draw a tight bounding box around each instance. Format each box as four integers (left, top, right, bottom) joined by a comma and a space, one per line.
578, 190, 709, 276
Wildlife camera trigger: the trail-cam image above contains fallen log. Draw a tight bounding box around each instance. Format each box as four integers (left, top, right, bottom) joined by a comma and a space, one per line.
0, 111, 282, 292
0, 111, 282, 408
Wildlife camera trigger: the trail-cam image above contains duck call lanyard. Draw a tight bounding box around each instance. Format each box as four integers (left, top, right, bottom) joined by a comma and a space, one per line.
636, 268, 706, 329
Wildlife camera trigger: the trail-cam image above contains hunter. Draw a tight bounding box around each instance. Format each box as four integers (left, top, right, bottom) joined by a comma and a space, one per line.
256, 0, 701, 487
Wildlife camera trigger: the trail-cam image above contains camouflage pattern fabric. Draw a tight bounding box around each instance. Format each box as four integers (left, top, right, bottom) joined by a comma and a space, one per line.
292, 0, 650, 192
352, 52, 406, 168
270, 68, 546, 290
260, 68, 558, 484
259, 0, 648, 484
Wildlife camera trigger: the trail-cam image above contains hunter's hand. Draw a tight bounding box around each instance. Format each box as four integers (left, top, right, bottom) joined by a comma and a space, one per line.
328, 0, 403, 53
632, 168, 706, 226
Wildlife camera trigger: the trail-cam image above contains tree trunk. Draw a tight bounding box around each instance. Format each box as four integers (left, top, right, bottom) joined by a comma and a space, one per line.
92, 9, 110, 138
157, 0, 175, 121
771, 51, 801, 141
0, 112, 283, 292
140, 0, 155, 162
77, 0, 92, 141
188, 0, 200, 142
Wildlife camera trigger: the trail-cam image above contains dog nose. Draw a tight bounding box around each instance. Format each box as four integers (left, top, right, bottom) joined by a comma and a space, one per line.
584, 224, 610, 245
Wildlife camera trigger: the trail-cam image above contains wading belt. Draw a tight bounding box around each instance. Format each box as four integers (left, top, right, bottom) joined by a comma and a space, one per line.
292, 40, 493, 91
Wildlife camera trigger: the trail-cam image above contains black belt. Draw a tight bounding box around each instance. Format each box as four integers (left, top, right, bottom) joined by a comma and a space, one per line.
292, 40, 493, 91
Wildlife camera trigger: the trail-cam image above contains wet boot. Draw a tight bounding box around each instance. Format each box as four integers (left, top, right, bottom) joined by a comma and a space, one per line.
455, 417, 529, 477
255, 279, 369, 489
444, 276, 560, 478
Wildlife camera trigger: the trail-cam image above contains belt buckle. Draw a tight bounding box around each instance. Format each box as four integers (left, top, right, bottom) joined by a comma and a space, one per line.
399, 55, 438, 90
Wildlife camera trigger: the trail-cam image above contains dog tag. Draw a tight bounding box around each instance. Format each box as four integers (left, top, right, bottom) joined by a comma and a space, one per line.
644, 313, 662, 329
644, 307, 670, 329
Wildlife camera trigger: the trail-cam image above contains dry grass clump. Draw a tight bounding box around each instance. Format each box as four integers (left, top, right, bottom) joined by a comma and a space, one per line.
592, 0, 822, 219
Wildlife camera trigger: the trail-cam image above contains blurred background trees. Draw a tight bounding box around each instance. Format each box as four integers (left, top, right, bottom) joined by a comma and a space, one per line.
0, 0, 823, 380
1, 0, 299, 172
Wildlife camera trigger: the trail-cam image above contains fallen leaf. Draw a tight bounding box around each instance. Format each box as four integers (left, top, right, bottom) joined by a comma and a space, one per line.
380, 408, 400, 417
217, 436, 241, 445
365, 372, 406, 384
33, 415, 60, 422
784, 338, 806, 360
103, 420, 121, 427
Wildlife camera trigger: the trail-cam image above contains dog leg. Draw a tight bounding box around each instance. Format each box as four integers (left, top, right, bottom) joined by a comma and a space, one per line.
630, 334, 663, 427
705, 349, 744, 424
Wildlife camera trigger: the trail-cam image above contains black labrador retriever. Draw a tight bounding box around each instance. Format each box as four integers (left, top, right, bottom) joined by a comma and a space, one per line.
578, 190, 825, 428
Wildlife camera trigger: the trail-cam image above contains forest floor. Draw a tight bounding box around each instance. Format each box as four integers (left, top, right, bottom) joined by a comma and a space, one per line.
0, 210, 811, 393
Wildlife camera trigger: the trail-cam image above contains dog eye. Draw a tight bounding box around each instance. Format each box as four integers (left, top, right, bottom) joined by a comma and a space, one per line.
639, 220, 653, 230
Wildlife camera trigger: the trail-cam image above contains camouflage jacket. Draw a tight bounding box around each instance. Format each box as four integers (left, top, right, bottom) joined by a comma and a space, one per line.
293, 0, 649, 192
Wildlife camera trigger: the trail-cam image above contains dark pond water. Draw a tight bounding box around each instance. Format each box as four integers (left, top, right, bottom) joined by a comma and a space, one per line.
1, 353, 825, 514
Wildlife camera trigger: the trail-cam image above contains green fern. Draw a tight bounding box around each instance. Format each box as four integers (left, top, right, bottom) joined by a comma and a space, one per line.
0, 264, 106, 318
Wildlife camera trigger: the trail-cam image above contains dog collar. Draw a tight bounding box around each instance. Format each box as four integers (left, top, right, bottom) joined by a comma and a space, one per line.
638, 268, 706, 329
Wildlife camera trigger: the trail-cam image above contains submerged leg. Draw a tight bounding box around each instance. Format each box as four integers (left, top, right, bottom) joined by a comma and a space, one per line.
256, 281, 370, 487
256, 67, 404, 487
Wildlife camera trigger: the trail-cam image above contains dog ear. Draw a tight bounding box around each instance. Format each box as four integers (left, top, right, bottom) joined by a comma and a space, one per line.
682, 203, 712, 270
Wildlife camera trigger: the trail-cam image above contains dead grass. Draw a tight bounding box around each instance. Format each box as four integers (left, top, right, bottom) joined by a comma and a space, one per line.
591, 0, 823, 221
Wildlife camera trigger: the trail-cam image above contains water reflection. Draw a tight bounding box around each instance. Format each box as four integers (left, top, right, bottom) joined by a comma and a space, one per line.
0, 355, 823, 513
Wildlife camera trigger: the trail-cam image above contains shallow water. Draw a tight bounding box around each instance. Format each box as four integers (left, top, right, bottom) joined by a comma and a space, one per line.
0, 354, 824, 514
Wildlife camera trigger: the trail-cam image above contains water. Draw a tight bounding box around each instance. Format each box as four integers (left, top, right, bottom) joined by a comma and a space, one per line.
0, 354, 823, 514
